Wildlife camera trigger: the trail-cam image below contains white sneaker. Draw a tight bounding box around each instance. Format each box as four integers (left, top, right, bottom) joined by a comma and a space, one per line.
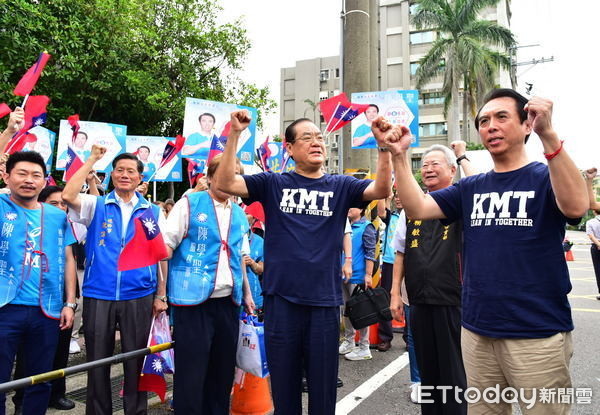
339, 340, 354, 355
410, 382, 421, 404
69, 339, 81, 354
344, 346, 372, 361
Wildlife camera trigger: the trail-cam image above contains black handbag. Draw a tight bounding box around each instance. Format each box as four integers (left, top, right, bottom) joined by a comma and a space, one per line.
344, 285, 392, 330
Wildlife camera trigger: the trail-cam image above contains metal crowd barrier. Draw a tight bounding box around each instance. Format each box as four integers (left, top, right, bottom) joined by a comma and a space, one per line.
0, 341, 174, 394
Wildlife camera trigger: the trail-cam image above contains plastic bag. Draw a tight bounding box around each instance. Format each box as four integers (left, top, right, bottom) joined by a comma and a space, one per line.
236, 314, 269, 378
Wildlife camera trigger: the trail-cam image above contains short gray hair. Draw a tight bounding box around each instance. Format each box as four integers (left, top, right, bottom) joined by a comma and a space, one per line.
421, 144, 457, 169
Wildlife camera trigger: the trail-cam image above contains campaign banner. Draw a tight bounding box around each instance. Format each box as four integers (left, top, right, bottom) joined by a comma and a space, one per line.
182, 97, 257, 166
350, 90, 419, 149
24, 126, 55, 172
56, 120, 126, 173
126, 136, 182, 182
266, 142, 295, 173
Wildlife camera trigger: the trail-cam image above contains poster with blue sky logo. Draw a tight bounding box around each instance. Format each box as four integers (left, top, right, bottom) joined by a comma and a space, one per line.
126, 136, 182, 182
182, 97, 257, 167
56, 121, 126, 173
24, 126, 55, 172
350, 90, 419, 149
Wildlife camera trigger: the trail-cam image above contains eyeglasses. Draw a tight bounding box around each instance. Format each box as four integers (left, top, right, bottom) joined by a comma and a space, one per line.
294, 133, 325, 143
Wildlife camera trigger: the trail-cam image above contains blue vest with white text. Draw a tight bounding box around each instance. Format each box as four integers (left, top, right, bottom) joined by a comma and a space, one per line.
382, 211, 401, 264
168, 191, 249, 306
246, 233, 264, 308
350, 219, 370, 284
83, 191, 161, 301
0, 195, 68, 319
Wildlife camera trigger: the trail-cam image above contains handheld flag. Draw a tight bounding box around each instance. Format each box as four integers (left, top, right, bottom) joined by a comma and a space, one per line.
13, 52, 51, 96
244, 202, 265, 223
187, 158, 205, 187
63, 147, 85, 182
6, 95, 50, 154
257, 136, 272, 172
159, 135, 185, 170
117, 209, 168, 271
0, 104, 10, 119
46, 175, 57, 187
67, 114, 80, 142
207, 122, 230, 164
138, 313, 174, 402
318, 92, 370, 133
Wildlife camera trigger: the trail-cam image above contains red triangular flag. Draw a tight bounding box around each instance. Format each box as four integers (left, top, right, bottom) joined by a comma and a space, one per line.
13, 52, 51, 96
0, 104, 11, 119
318, 93, 370, 133
117, 209, 168, 271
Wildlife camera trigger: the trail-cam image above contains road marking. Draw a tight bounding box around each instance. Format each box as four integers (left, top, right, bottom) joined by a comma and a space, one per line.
572, 308, 600, 313
336, 352, 409, 414
568, 294, 599, 299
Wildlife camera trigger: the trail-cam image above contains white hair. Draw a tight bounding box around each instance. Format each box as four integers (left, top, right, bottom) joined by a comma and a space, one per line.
421, 144, 457, 169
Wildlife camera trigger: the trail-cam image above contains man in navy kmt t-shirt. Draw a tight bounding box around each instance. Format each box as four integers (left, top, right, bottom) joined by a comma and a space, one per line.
388, 89, 588, 414
215, 111, 399, 414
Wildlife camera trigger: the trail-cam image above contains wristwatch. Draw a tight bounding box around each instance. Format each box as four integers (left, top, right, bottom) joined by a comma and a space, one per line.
456, 155, 470, 165
378, 147, 390, 152
64, 302, 78, 311
154, 295, 168, 303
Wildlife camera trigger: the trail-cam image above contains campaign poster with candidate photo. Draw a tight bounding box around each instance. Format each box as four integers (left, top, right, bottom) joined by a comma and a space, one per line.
350, 90, 419, 149
56, 120, 127, 173
126, 135, 182, 182
182, 97, 258, 166
266, 142, 295, 173
23, 126, 56, 172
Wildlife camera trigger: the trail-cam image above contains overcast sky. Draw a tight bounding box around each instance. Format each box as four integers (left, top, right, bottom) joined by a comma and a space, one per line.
221, 0, 600, 169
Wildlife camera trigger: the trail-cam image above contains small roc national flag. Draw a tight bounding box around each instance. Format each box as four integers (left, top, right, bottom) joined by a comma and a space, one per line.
117, 209, 168, 271
63, 147, 85, 182
318, 92, 370, 133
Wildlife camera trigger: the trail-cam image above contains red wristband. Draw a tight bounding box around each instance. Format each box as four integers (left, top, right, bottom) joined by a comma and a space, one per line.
544, 140, 564, 160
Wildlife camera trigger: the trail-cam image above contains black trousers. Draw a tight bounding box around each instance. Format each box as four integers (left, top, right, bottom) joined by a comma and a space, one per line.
264, 295, 339, 415
83, 295, 153, 415
411, 304, 467, 415
591, 246, 600, 293
172, 297, 239, 415
377, 262, 394, 343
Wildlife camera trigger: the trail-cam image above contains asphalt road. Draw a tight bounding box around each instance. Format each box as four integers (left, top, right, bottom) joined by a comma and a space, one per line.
39, 230, 599, 414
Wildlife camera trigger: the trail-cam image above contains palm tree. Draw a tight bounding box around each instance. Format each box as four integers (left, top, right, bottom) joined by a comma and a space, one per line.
412, 0, 515, 142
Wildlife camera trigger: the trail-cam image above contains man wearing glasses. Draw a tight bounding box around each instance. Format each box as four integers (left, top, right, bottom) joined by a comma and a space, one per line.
215, 111, 400, 414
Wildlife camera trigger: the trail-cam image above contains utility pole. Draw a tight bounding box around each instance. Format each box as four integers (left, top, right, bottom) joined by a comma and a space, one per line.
341, 0, 373, 173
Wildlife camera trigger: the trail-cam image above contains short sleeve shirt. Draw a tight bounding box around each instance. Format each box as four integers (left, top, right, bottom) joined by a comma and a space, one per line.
243, 171, 371, 306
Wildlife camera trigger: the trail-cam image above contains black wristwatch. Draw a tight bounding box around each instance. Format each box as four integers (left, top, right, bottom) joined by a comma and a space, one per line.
456, 155, 470, 165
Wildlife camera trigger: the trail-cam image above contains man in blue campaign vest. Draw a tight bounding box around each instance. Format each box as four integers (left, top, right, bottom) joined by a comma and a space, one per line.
163, 154, 255, 414
390, 89, 588, 414
215, 111, 398, 414
63, 145, 168, 415
0, 151, 76, 415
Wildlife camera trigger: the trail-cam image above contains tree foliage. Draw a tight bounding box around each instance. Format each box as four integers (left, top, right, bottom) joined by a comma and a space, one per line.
0, 0, 275, 199
0, 0, 274, 135
412, 0, 515, 139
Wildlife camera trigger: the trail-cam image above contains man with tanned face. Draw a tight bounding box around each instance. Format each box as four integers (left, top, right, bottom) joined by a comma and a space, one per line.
214, 111, 400, 414
63, 146, 168, 415
0, 152, 76, 415
388, 88, 587, 414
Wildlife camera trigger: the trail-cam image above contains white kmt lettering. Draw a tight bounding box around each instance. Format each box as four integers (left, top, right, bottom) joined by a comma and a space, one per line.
279, 188, 335, 212
471, 193, 490, 219
297, 189, 318, 209
486, 192, 513, 219
280, 189, 299, 208
471, 191, 535, 219
513, 191, 535, 218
